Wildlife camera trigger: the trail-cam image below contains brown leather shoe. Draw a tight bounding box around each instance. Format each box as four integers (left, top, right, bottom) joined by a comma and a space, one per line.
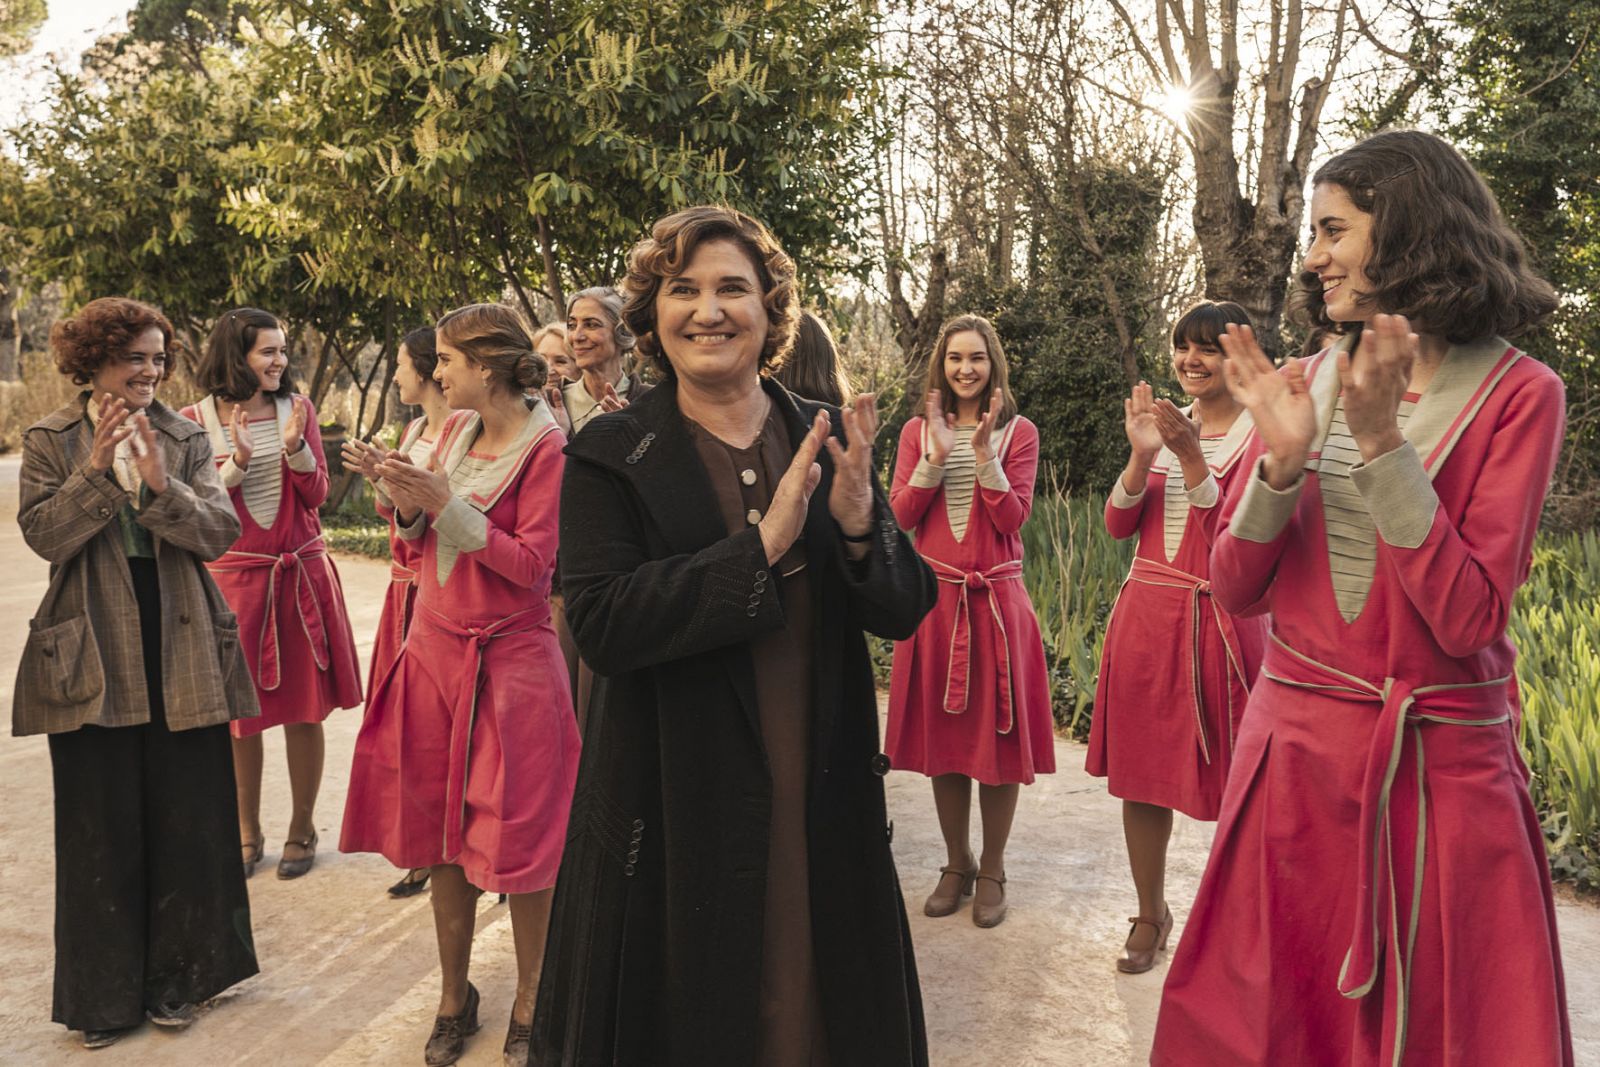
424, 982, 480, 1067
972, 873, 1008, 928
503, 1014, 533, 1067
923, 862, 978, 917
1117, 905, 1174, 973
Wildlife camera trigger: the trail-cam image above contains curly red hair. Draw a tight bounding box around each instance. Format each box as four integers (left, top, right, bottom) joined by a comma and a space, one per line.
51, 297, 177, 386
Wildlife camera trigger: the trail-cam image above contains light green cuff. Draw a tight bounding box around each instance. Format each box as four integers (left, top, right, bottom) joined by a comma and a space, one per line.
1230, 456, 1303, 543
975, 457, 1010, 492
1349, 441, 1438, 550
396, 508, 428, 541
285, 440, 319, 473
1109, 479, 1144, 509
908, 458, 944, 489
1186, 473, 1220, 509
219, 456, 247, 489
433, 496, 488, 552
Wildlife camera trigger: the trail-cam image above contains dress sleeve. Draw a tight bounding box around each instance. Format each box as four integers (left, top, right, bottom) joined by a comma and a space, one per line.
1209, 437, 1303, 616
974, 418, 1037, 535
889, 418, 941, 531
436, 433, 563, 587
1350, 369, 1564, 658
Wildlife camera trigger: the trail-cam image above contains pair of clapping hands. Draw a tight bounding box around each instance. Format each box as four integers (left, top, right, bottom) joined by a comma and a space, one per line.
1219, 314, 1419, 490
87, 394, 168, 495
921, 390, 1006, 467
341, 438, 453, 516
225, 400, 307, 470
757, 394, 882, 566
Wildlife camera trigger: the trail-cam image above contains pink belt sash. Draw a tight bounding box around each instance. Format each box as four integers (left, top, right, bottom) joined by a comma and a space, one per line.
1125, 556, 1248, 764
923, 556, 1024, 735
1261, 634, 1511, 1065
386, 562, 420, 650
207, 536, 331, 691
416, 601, 550, 862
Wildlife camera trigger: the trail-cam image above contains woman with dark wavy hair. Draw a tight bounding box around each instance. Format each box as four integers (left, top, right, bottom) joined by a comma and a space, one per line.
534, 205, 935, 1065
1153, 130, 1572, 1064
17, 297, 258, 1048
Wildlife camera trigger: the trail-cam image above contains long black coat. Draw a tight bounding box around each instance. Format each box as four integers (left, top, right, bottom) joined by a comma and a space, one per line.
532, 378, 936, 1065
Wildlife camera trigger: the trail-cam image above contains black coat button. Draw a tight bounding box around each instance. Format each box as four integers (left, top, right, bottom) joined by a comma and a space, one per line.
746, 605, 758, 617
870, 753, 891, 776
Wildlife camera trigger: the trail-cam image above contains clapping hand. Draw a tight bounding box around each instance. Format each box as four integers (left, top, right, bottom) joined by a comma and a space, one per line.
923, 390, 957, 465
1123, 382, 1164, 460
1219, 324, 1315, 489
127, 412, 169, 494
282, 397, 308, 455
1153, 398, 1202, 463
826, 394, 879, 539
969, 393, 1003, 465
88, 395, 135, 473
599, 382, 629, 414
544, 384, 572, 436
228, 404, 254, 469
341, 438, 383, 481
376, 450, 451, 516
1338, 314, 1414, 462
758, 411, 828, 565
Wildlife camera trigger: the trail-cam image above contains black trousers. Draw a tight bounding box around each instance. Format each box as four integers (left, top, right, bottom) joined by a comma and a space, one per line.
47, 557, 258, 1031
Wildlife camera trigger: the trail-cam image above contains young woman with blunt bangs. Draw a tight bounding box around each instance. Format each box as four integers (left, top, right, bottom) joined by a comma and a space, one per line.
535, 205, 934, 1066
1152, 129, 1573, 1065
184, 307, 363, 882
885, 314, 1055, 929
1085, 300, 1267, 973
341, 325, 450, 900
18, 297, 258, 1048
340, 304, 580, 1067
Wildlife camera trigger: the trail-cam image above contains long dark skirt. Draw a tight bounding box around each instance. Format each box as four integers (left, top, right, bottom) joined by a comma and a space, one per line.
47, 557, 258, 1032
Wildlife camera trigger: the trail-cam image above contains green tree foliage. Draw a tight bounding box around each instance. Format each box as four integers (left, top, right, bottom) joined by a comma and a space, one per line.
1441, 0, 1600, 524
0, 0, 47, 58
230, 0, 885, 319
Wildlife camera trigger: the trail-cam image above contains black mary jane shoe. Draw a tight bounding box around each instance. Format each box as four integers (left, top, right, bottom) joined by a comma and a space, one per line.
81, 1026, 135, 1049
387, 867, 432, 899
277, 830, 318, 880
424, 982, 480, 1067
146, 1001, 197, 1030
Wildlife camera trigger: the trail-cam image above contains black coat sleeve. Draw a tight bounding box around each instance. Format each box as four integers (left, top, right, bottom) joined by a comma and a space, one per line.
831, 453, 936, 641
559, 455, 788, 677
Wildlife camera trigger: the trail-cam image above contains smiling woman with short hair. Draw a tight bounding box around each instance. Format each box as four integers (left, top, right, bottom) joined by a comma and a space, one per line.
17, 296, 259, 1049
534, 205, 936, 1065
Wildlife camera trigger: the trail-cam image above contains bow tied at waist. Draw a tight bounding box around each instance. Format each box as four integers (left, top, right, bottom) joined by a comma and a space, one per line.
207, 537, 331, 691
923, 557, 1024, 735
1125, 556, 1248, 765
1260, 634, 1511, 1066
416, 601, 550, 863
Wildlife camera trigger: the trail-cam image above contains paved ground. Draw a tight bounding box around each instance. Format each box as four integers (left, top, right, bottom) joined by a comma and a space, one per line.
1, 453, 1596, 1065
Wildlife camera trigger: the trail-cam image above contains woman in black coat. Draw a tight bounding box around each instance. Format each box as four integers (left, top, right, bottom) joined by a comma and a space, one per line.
532, 206, 936, 1066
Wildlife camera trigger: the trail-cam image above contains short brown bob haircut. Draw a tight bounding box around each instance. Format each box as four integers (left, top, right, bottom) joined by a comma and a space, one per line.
51, 297, 177, 385
620, 205, 800, 380
1171, 300, 1252, 350
926, 314, 1018, 429
435, 303, 548, 395
196, 307, 293, 403
1294, 129, 1558, 343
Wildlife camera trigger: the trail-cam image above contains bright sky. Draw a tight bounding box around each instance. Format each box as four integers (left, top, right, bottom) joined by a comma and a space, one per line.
1, 0, 131, 129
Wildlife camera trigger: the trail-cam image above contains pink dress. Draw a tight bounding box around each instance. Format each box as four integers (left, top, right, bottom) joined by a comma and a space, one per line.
1084, 410, 1267, 819
885, 415, 1055, 785
340, 403, 580, 894
183, 395, 363, 739
1153, 340, 1572, 1065
365, 417, 433, 699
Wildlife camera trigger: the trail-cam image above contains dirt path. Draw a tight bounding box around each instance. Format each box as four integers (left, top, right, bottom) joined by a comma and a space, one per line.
1, 453, 1595, 1065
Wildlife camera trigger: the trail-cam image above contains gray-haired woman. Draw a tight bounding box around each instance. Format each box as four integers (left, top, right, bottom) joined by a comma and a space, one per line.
546, 286, 652, 436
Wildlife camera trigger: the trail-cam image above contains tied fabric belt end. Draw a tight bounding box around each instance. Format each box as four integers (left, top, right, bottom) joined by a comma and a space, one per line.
1124, 556, 1249, 766
1261, 634, 1510, 1067
923, 557, 1023, 735
207, 537, 332, 691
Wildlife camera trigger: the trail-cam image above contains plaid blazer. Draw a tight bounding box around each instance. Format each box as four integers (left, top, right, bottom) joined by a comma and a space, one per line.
12, 395, 260, 736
